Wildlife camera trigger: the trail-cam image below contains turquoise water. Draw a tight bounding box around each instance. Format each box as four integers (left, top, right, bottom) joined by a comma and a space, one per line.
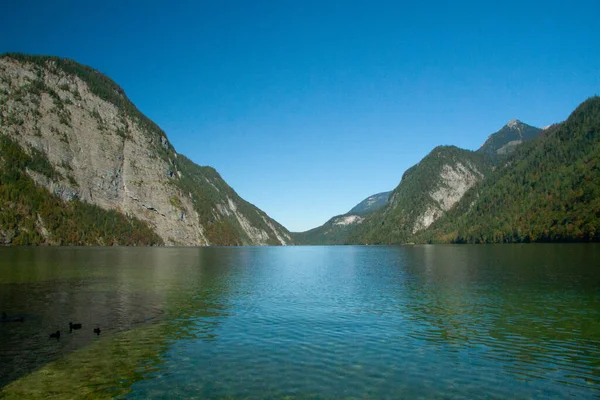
0, 245, 599, 398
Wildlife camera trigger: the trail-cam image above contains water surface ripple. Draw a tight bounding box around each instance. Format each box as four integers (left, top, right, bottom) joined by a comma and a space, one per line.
0, 245, 599, 399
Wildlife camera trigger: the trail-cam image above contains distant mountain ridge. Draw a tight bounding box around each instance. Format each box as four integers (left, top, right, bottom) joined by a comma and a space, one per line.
292, 191, 391, 245
348, 191, 391, 214
0, 53, 292, 246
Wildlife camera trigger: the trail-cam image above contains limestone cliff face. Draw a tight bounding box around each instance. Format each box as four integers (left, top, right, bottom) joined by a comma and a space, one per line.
411, 160, 484, 233
0, 54, 292, 246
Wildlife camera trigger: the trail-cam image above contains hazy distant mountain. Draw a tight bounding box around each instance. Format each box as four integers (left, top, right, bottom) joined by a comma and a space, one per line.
293, 191, 391, 245
0, 53, 292, 246
478, 119, 541, 156
348, 191, 391, 214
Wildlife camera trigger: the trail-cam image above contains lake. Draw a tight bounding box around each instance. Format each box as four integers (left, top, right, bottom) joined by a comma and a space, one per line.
0, 245, 599, 399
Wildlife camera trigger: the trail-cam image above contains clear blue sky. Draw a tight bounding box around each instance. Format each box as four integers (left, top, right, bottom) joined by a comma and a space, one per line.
2, 1, 599, 231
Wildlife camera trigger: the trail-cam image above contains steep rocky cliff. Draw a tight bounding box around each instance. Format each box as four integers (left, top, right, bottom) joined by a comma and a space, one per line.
0, 54, 292, 246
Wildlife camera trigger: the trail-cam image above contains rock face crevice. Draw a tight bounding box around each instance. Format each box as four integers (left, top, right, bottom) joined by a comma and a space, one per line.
0, 55, 291, 246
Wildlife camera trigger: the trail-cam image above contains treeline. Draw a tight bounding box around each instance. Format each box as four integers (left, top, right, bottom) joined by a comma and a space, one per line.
0, 135, 163, 246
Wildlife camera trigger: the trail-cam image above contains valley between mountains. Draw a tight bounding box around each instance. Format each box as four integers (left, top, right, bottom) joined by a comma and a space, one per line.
1, 53, 598, 246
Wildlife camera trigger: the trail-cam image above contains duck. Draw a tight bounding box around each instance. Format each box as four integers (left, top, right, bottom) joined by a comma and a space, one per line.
93, 327, 101, 336
49, 330, 60, 340
69, 322, 82, 331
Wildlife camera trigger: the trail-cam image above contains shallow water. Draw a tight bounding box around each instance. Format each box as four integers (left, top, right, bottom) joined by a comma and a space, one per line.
0, 245, 599, 399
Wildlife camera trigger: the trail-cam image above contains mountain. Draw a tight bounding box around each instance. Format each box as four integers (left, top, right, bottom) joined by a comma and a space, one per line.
349, 146, 492, 244
299, 119, 548, 246
297, 120, 543, 246
348, 191, 391, 214
478, 119, 541, 156
293, 191, 391, 245
0, 53, 292, 246
416, 97, 600, 243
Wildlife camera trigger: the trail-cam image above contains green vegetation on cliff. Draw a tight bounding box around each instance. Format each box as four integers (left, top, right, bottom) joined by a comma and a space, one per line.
296, 119, 546, 246
0, 135, 163, 245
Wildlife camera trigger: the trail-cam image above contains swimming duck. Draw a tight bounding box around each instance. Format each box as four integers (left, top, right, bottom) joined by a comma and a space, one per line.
49, 330, 60, 340
93, 327, 101, 336
69, 322, 82, 331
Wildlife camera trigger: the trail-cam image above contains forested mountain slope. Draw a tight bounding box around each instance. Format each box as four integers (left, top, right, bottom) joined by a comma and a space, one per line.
416, 96, 600, 243
298, 119, 545, 246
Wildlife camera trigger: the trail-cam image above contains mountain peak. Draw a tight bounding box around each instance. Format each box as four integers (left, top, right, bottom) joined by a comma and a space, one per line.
478, 119, 541, 155
506, 119, 522, 129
